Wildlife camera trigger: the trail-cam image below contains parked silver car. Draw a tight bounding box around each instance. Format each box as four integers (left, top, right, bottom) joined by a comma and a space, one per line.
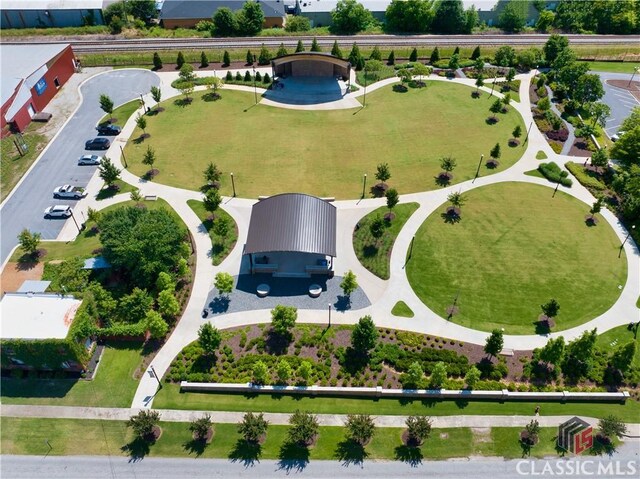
53, 185, 87, 199
78, 154, 102, 165
44, 205, 72, 218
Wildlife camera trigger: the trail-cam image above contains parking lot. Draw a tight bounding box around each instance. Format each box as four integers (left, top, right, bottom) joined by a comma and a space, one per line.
595, 71, 640, 140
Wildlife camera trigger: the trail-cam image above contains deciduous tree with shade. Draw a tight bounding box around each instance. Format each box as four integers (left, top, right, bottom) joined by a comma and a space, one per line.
345, 414, 375, 445
198, 322, 222, 355
18, 229, 41, 257
385, 188, 399, 216
276, 359, 292, 383
375, 162, 391, 186
340, 270, 358, 297
237, 1, 264, 36
271, 304, 297, 337
429, 361, 447, 388
145, 310, 168, 339
351, 315, 378, 354
288, 410, 319, 445
99, 157, 121, 188
252, 360, 268, 384
369, 215, 385, 241
331, 0, 374, 34
150, 86, 162, 109
157, 289, 180, 318
464, 365, 481, 389
203, 188, 222, 217
405, 416, 432, 446
611, 341, 636, 374
598, 415, 627, 442
190, 414, 213, 442
238, 412, 269, 442
99, 94, 114, 120
127, 410, 161, 440
136, 114, 147, 137
402, 361, 424, 388
538, 336, 565, 368
214, 271, 233, 296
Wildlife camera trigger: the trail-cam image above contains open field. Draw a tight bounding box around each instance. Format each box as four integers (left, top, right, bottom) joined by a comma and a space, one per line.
0, 342, 144, 407
125, 84, 524, 199
406, 182, 626, 334
1, 126, 47, 203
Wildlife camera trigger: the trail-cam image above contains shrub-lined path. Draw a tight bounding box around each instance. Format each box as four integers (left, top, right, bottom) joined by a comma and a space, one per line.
43, 67, 638, 411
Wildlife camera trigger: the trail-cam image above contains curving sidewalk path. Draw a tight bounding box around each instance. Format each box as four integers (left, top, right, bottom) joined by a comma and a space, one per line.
45, 68, 637, 409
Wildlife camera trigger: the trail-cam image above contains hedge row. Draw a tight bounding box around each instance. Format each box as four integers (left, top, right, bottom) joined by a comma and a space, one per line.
565, 162, 606, 191
538, 162, 573, 187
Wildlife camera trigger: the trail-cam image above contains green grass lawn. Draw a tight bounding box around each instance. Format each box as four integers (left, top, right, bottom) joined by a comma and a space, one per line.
582, 61, 640, 74
1, 126, 47, 202
10, 198, 182, 263
536, 151, 548, 160
597, 325, 640, 369
406, 182, 626, 334
391, 301, 415, 318
96, 179, 136, 201
0, 341, 144, 407
187, 200, 238, 266
353, 203, 419, 279
153, 385, 640, 422
524, 169, 545, 179
99, 99, 141, 126
0, 418, 566, 460
124, 84, 524, 199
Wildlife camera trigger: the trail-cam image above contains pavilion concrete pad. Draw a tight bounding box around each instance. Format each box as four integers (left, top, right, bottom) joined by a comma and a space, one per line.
261, 76, 361, 110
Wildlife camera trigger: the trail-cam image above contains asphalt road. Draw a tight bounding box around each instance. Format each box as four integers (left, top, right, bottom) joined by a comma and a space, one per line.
0, 69, 159, 265
3, 455, 639, 479
593, 71, 640, 139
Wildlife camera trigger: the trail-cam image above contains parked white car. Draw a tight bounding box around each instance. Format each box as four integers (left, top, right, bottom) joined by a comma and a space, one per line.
610, 131, 626, 142
53, 185, 87, 199
78, 154, 102, 165
44, 205, 72, 218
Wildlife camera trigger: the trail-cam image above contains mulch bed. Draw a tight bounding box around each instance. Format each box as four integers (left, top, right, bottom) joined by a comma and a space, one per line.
401, 430, 422, 447
193, 428, 214, 444
568, 139, 593, 158
606, 80, 640, 101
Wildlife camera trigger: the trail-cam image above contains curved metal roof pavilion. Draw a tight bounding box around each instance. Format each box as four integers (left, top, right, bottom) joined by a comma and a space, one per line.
245, 193, 337, 257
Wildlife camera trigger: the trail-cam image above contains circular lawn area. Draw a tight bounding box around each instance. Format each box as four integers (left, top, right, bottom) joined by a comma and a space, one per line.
406, 182, 627, 334
125, 82, 524, 199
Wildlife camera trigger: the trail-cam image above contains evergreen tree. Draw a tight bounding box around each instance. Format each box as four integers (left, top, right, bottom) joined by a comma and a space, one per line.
296, 40, 305, 52
351, 315, 378, 354
244, 70, 252, 82
387, 50, 395, 65
226, 71, 233, 81
453, 46, 460, 55
263, 73, 271, 84
258, 44, 272, 65
430, 46, 440, 64
331, 40, 343, 58
222, 50, 231, 67
370, 45, 382, 61
277, 43, 288, 57
310, 37, 321, 52
348, 43, 362, 67
409, 47, 418, 62
246, 49, 254, 65
490, 142, 501, 160
471, 45, 481, 60
200, 51, 209, 67
153, 52, 163, 70
484, 329, 504, 358
176, 51, 185, 69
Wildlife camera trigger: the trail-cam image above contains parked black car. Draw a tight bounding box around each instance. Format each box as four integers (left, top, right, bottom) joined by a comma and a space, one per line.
96, 124, 122, 135
85, 137, 111, 150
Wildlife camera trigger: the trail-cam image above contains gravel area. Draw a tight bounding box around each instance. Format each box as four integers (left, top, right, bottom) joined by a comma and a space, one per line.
205, 274, 371, 315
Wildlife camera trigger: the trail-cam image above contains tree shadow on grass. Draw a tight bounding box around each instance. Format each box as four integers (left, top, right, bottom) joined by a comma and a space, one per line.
121, 437, 152, 462
173, 98, 193, 107
435, 174, 452, 187
392, 84, 408, 93
441, 212, 461, 224
335, 439, 368, 467
229, 439, 262, 467
277, 441, 310, 473
394, 444, 423, 467
183, 438, 208, 457
362, 244, 378, 258
96, 186, 120, 201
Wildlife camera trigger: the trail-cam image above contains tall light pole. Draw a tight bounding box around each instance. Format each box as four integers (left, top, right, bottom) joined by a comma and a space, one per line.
328, 303, 332, 328
139, 93, 145, 112
473, 154, 484, 183
524, 121, 533, 144
230, 172, 236, 197
628, 66, 640, 87
252, 65, 257, 104
621, 225, 636, 250
490, 72, 497, 97
69, 209, 81, 233
150, 365, 163, 390
363, 68, 367, 108
362, 173, 367, 198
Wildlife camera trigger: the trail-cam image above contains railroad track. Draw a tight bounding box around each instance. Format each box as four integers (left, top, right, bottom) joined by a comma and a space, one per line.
3, 33, 639, 53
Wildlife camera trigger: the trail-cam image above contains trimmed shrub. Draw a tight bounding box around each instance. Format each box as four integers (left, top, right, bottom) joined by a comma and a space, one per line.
546, 129, 569, 142
565, 162, 606, 191
538, 162, 573, 187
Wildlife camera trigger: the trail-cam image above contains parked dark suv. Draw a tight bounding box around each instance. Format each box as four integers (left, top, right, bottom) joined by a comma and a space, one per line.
85, 137, 111, 150
96, 124, 122, 135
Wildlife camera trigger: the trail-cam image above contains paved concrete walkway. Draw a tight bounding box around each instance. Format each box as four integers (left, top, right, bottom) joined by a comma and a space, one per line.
40, 68, 638, 410
3, 404, 639, 437
545, 85, 576, 155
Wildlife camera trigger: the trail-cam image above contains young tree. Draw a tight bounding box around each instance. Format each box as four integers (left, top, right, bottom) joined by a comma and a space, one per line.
277, 43, 288, 57
409, 47, 418, 62
474, 57, 484, 73
447, 191, 467, 208
18, 229, 41, 257
176, 51, 185, 69
310, 37, 321, 52
99, 94, 114, 120
198, 322, 222, 355
331, 0, 374, 34
484, 329, 504, 358
202, 76, 223, 98
156, 271, 175, 292
127, 410, 161, 440
405, 416, 432, 445
340, 270, 358, 297
145, 310, 168, 339
153, 52, 163, 70
502, 93, 512, 108
387, 50, 395, 65
276, 359, 292, 383
611, 341, 636, 374
589, 197, 603, 222
429, 361, 447, 388
375, 162, 391, 186
471, 45, 481, 60
345, 414, 375, 445
297, 361, 313, 384
541, 298, 560, 319
200, 51, 209, 67
440, 156, 457, 175
598, 415, 627, 441
237, 0, 264, 36
490, 98, 503, 114
213, 8, 238, 37
135, 114, 147, 137
296, 39, 305, 53
98, 157, 121, 188
397, 67, 412, 88
369, 45, 382, 61
475, 73, 485, 93
499, 0, 527, 32
190, 414, 213, 442
369, 215, 385, 241
331, 40, 343, 58
430, 46, 440, 64
513, 125, 522, 139
288, 410, 319, 445
214, 271, 233, 296
385, 188, 399, 215
537, 96, 551, 111
238, 412, 269, 442
157, 289, 180, 318
490, 142, 501, 160
351, 315, 378, 354
213, 216, 230, 238
448, 53, 460, 70
412, 63, 431, 83
432, 0, 466, 34
222, 50, 231, 66
150, 85, 162, 109
244, 70, 252, 82
464, 365, 481, 389
258, 44, 272, 65
403, 361, 424, 388
589, 102, 611, 128
348, 43, 362, 67
142, 145, 156, 173
203, 188, 222, 216
252, 360, 268, 384
521, 419, 540, 446
177, 80, 195, 102
271, 304, 297, 337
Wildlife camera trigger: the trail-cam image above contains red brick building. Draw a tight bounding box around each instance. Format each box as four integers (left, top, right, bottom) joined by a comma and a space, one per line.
1, 44, 78, 134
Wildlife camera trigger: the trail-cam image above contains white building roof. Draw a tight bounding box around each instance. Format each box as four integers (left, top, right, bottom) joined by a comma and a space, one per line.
1, 292, 81, 340
297, 0, 391, 13
0, 0, 108, 10
0, 43, 69, 106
